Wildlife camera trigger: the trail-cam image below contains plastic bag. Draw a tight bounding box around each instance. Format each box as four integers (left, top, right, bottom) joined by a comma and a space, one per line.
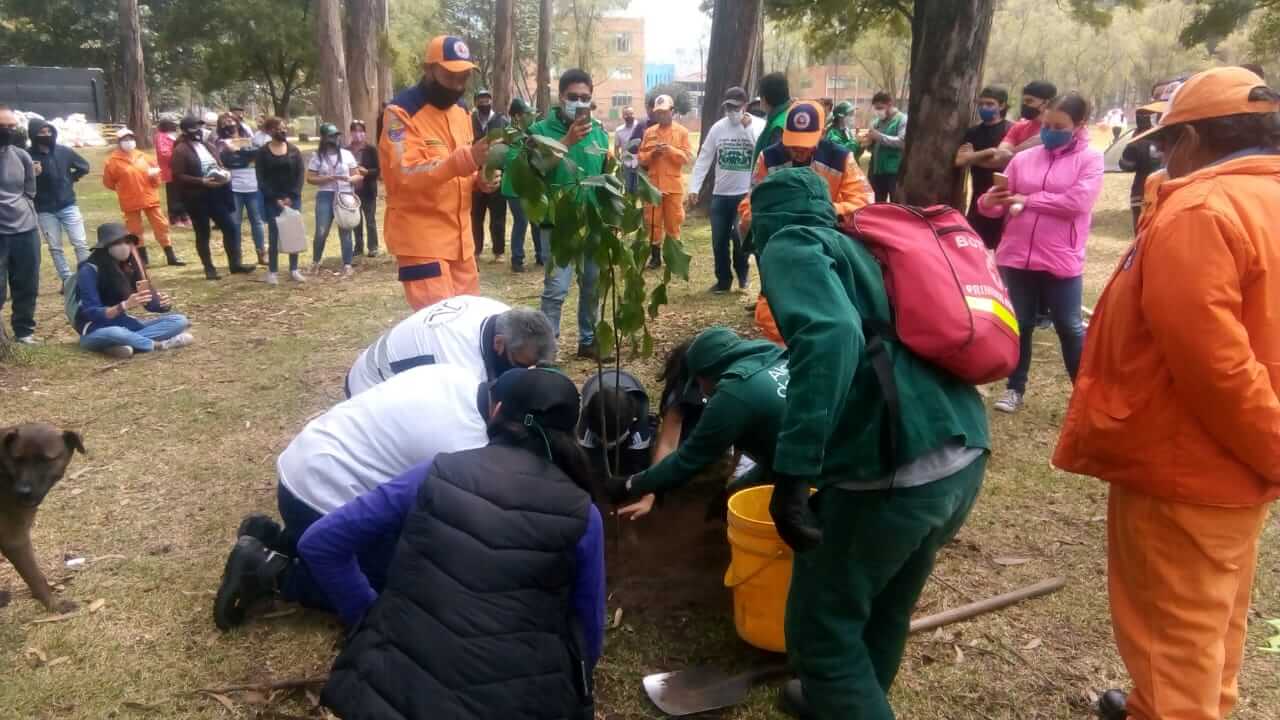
277, 207, 307, 255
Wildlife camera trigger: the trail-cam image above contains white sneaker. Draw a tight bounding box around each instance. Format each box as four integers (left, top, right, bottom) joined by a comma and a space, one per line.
155, 332, 195, 351
290, 269, 307, 283
103, 345, 134, 359
342, 264, 354, 278
993, 389, 1024, 414
265, 272, 279, 285
15, 335, 37, 346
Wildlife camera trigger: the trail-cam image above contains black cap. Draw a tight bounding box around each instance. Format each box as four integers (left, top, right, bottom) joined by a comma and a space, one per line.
491, 368, 581, 433
179, 115, 201, 132
95, 222, 136, 249
722, 86, 748, 108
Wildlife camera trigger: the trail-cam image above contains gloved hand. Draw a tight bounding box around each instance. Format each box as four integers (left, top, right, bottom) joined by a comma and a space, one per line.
769, 473, 822, 552
604, 473, 640, 505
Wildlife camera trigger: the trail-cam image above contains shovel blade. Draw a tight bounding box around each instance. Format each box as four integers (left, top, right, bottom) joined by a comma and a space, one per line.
642, 664, 787, 717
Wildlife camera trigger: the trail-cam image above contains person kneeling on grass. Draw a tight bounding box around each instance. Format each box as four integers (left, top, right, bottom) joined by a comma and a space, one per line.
72, 223, 193, 359
213, 362, 490, 631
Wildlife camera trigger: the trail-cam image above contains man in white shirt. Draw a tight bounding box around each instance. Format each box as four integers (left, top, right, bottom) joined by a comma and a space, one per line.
614, 106, 640, 192
688, 87, 763, 292
344, 295, 556, 396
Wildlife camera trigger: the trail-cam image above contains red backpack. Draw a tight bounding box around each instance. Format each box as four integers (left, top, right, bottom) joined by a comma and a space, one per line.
842, 204, 1020, 385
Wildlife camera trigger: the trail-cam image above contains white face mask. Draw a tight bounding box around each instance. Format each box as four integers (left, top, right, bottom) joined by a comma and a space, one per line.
875, 107, 890, 120
563, 99, 591, 115
120, 139, 136, 152
108, 243, 132, 262
843, 116, 856, 130
725, 109, 743, 125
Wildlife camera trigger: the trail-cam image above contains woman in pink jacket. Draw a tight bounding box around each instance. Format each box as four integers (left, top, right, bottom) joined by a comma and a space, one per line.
979, 93, 1103, 413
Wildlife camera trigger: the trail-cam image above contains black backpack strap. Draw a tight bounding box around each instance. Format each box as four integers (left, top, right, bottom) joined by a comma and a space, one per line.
864, 321, 902, 491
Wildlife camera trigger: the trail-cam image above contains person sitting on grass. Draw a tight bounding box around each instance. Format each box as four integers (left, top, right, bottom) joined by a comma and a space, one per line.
577, 368, 657, 479
213, 362, 490, 631
71, 223, 193, 360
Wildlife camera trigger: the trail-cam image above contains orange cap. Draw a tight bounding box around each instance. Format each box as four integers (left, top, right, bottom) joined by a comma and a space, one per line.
425, 35, 477, 73
782, 100, 825, 148
1133, 66, 1277, 141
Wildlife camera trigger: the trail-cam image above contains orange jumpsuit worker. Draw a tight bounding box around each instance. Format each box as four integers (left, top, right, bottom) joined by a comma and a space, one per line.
1055, 67, 1280, 720
102, 128, 185, 267
738, 100, 872, 344
637, 94, 692, 270
379, 35, 498, 310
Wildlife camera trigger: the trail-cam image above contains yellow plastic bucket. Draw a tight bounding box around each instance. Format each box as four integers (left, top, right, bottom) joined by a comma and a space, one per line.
724, 485, 792, 653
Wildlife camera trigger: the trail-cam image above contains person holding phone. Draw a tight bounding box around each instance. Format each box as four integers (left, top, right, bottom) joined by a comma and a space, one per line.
256, 116, 306, 284
72, 223, 193, 359
638, 94, 693, 269
306, 123, 364, 278
171, 115, 255, 280
104, 128, 186, 267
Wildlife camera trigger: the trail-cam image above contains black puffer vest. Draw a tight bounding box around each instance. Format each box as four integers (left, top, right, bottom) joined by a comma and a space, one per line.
322, 444, 594, 720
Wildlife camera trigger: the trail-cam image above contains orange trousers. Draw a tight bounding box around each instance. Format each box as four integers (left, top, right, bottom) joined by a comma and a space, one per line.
395, 255, 480, 310
1107, 484, 1269, 720
645, 192, 685, 246
124, 206, 172, 248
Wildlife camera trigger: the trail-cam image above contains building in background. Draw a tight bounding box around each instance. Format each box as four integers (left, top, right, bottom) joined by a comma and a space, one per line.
644, 63, 675, 92
594, 16, 646, 124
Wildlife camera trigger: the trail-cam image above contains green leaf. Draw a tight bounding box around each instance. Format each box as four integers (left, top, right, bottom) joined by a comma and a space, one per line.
483, 142, 509, 181
634, 170, 663, 206
561, 156, 580, 179
662, 237, 693, 281
642, 327, 654, 357
648, 281, 669, 319
524, 195, 548, 226
510, 156, 541, 203
595, 320, 615, 359
529, 134, 570, 156
485, 127, 507, 143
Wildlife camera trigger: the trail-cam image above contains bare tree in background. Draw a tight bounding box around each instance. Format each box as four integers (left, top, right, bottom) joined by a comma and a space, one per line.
120, 0, 152, 148
536, 0, 552, 112
315, 0, 352, 129
695, 0, 764, 208
375, 0, 393, 103
494, 0, 515, 113
347, 0, 381, 131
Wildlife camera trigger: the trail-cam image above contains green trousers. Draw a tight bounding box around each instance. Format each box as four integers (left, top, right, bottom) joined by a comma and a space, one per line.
785, 455, 986, 720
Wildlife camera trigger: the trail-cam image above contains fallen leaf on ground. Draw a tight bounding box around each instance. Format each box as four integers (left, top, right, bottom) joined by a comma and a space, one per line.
87, 599, 106, 613
953, 644, 965, 664
608, 608, 623, 630
993, 557, 1032, 566
28, 610, 81, 625
260, 608, 297, 620
1022, 637, 1043, 650
44, 656, 71, 668
25, 647, 48, 666
201, 692, 237, 714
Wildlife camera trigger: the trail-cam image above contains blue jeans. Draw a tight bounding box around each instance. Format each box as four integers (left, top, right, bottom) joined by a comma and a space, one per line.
0, 229, 40, 338
508, 197, 529, 266
710, 193, 749, 289
538, 226, 598, 346
232, 191, 267, 254
1000, 267, 1084, 394
265, 194, 302, 273
313, 191, 353, 265
276, 482, 394, 613
37, 205, 90, 281
79, 314, 189, 354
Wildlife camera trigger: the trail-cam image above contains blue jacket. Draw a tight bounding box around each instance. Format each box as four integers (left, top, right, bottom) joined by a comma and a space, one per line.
73, 261, 165, 335
27, 120, 90, 213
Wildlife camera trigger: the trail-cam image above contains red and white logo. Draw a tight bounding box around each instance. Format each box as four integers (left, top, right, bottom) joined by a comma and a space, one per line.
453, 40, 471, 59
793, 112, 812, 130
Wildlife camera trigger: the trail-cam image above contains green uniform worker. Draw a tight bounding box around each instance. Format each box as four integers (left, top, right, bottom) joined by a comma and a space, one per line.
751, 168, 990, 720
824, 101, 863, 159
606, 327, 788, 513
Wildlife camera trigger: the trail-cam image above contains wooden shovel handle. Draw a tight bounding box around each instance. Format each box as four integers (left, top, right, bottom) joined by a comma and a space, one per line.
909, 577, 1066, 635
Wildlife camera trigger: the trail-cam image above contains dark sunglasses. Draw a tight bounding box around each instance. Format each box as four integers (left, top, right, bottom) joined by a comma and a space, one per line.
565, 92, 592, 102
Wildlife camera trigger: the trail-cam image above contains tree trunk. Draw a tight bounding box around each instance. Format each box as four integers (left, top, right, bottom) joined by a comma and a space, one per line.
899, 0, 996, 208
536, 0, 553, 114
375, 0, 393, 102
119, 0, 152, 149
346, 0, 380, 132
493, 0, 515, 115
314, 0, 352, 130
695, 0, 763, 208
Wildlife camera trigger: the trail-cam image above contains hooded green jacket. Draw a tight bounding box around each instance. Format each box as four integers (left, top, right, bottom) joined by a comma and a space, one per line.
752, 100, 792, 166
526, 108, 611, 190
752, 169, 989, 487
631, 328, 789, 495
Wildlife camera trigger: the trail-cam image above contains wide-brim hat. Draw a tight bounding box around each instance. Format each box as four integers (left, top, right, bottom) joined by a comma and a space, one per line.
95, 222, 137, 249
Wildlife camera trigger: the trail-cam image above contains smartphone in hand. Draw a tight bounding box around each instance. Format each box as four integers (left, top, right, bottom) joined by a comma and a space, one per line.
136, 279, 151, 294
575, 106, 591, 123
992, 172, 1009, 190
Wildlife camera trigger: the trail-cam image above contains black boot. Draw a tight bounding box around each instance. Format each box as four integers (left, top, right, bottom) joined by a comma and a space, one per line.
778, 679, 815, 720
163, 246, 187, 267
213, 536, 289, 632
137, 245, 150, 267
1098, 690, 1128, 720
226, 239, 257, 274
236, 514, 283, 551
648, 245, 662, 269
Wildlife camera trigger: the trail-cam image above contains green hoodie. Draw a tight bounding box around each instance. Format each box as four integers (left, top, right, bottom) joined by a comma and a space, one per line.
752, 99, 792, 165
526, 108, 611, 190
631, 327, 789, 495
752, 169, 989, 486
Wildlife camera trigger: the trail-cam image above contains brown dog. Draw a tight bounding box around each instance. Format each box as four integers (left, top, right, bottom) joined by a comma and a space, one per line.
0, 423, 84, 612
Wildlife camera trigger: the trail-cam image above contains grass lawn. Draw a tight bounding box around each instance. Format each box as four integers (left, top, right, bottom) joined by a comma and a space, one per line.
0, 142, 1276, 720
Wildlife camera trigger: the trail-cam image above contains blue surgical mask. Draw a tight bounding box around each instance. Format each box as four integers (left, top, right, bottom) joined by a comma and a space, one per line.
1040, 127, 1074, 150
978, 107, 1001, 123
563, 99, 591, 115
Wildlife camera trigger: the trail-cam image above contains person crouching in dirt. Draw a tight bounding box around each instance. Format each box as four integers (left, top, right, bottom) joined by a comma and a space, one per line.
212, 363, 490, 631
607, 326, 788, 519
72, 223, 193, 359
308, 368, 604, 720
750, 168, 989, 720
576, 368, 658, 479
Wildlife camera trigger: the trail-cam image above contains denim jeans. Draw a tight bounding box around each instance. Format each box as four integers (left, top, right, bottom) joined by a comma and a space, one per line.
0, 229, 40, 338
232, 191, 267, 254
352, 194, 378, 255
265, 194, 302, 273
538, 226, 598, 346
710, 193, 749, 289
313, 191, 353, 265
1000, 267, 1085, 394
37, 205, 90, 281
508, 197, 528, 266
79, 314, 189, 354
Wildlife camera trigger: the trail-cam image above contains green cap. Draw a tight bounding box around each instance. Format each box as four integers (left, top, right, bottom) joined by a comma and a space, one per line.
319, 122, 339, 137
686, 327, 743, 379
832, 101, 854, 118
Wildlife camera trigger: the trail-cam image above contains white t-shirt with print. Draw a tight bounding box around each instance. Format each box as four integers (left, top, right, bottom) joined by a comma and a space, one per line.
308, 148, 359, 193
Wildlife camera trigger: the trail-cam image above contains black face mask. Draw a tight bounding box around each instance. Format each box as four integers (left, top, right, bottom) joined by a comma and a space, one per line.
1020, 103, 1042, 121
425, 80, 465, 110
0, 127, 13, 147
271, 130, 288, 142
477, 104, 492, 115
217, 126, 236, 138
184, 129, 203, 141
34, 135, 54, 147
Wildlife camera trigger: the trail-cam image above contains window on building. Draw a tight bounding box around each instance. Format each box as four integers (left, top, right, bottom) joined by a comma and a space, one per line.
614, 33, 631, 54
612, 93, 632, 108
609, 66, 633, 80
827, 77, 852, 90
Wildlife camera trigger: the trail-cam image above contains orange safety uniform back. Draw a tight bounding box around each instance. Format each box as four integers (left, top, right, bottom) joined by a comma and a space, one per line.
379, 84, 480, 262
637, 123, 692, 193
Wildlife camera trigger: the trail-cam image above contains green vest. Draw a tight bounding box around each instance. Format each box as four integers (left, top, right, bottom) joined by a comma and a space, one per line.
526, 110, 610, 189
869, 111, 905, 176
752, 100, 792, 165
